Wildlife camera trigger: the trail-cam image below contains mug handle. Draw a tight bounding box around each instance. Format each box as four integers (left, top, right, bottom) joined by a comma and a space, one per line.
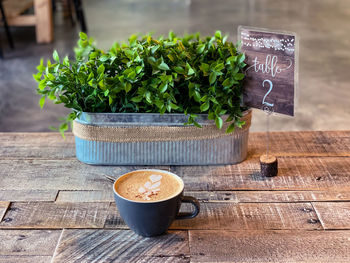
176, 196, 200, 220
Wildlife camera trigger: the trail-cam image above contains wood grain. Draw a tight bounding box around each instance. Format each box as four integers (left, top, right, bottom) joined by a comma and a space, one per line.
1, 157, 349, 192
0, 190, 57, 202
103, 202, 128, 229
188, 190, 350, 203
172, 202, 321, 230
52, 229, 190, 263
34, 0, 53, 43
1, 0, 33, 18
105, 202, 321, 230
0, 131, 349, 159
189, 230, 350, 262
0, 230, 61, 256
172, 156, 350, 191
248, 130, 350, 157
312, 202, 350, 230
0, 202, 110, 229
56, 190, 114, 202
0, 256, 52, 263
0, 132, 75, 159
0, 202, 9, 222
0, 158, 169, 191
240, 29, 296, 116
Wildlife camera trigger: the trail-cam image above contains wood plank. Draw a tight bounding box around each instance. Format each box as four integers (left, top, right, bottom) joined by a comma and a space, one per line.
106, 202, 321, 230
60, 190, 350, 203
0, 131, 349, 159
2, 0, 33, 18
0, 256, 52, 263
313, 202, 350, 230
104, 202, 128, 229
0, 190, 57, 202
0, 133, 75, 159
56, 190, 114, 202
189, 230, 350, 263
0, 202, 110, 229
8, 15, 36, 26
0, 230, 61, 256
1, 156, 350, 192
172, 202, 321, 230
52, 229, 190, 263
171, 156, 350, 191
0, 158, 169, 191
0, 202, 9, 222
34, 0, 53, 43
188, 190, 350, 203
249, 130, 350, 157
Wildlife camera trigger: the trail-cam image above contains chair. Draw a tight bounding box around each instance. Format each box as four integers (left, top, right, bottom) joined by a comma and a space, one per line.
0, 0, 14, 58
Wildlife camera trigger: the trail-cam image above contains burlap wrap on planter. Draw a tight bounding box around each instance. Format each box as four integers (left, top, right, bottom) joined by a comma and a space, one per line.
73, 111, 251, 143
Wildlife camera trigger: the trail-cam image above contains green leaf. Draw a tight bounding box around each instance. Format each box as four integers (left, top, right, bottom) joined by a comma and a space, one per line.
174, 66, 185, 74
33, 72, 42, 82
226, 123, 235, 133
39, 96, 46, 109
109, 96, 113, 105
38, 79, 46, 90
79, 32, 88, 40
125, 82, 132, 93
215, 116, 223, 129
99, 55, 109, 62
104, 90, 109, 96
135, 66, 142, 74
196, 44, 205, 54
127, 71, 136, 79
63, 56, 70, 67
200, 101, 210, 112
200, 63, 210, 73
193, 121, 202, 128
209, 72, 217, 84
131, 96, 143, 103
214, 63, 224, 72
222, 78, 233, 88
145, 91, 152, 103
193, 91, 201, 102
97, 64, 105, 75
235, 120, 246, 128
187, 63, 195, 75
215, 30, 222, 39
234, 73, 245, 80
151, 45, 159, 54
169, 102, 179, 110
238, 53, 245, 64
53, 50, 59, 62
159, 83, 168, 93
158, 62, 170, 71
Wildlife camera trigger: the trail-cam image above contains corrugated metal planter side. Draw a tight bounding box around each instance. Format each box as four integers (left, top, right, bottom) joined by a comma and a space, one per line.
73, 110, 252, 165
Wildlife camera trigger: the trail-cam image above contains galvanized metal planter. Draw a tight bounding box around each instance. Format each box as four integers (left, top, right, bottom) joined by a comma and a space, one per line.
73, 110, 252, 165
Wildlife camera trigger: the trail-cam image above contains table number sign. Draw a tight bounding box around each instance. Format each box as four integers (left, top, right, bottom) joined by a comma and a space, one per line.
238, 26, 298, 116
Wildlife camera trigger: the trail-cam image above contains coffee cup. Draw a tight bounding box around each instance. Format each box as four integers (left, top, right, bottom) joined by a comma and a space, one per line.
113, 169, 200, 237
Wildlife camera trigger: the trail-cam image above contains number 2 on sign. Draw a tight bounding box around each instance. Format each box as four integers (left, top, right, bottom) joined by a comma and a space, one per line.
262, 79, 274, 107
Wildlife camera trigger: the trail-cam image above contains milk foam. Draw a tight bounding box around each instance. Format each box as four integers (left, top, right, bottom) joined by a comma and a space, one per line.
137, 174, 163, 200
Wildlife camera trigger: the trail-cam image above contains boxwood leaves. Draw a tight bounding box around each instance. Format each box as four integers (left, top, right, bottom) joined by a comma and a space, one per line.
34, 31, 247, 136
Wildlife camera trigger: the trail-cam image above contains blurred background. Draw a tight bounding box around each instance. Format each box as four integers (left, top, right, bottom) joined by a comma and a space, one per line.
0, 0, 349, 132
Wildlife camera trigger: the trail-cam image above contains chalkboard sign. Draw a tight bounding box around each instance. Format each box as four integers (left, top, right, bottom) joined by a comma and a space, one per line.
238, 26, 298, 116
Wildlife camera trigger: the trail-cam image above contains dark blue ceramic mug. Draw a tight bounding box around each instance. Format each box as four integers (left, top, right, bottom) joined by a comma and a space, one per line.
113, 169, 200, 237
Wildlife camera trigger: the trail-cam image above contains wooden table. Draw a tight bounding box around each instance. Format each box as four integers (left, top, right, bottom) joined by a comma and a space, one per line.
0, 131, 350, 262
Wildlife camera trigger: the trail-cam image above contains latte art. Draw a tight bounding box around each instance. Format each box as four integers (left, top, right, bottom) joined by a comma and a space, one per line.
136, 174, 163, 200
115, 170, 182, 202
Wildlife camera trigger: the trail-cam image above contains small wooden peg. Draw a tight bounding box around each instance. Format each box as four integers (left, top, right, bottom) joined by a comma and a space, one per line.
260, 154, 278, 177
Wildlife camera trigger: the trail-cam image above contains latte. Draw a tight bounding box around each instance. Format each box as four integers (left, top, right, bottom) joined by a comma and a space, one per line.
115, 170, 183, 202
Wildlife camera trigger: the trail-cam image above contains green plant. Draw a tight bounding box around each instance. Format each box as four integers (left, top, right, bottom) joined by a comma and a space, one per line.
34, 31, 247, 137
